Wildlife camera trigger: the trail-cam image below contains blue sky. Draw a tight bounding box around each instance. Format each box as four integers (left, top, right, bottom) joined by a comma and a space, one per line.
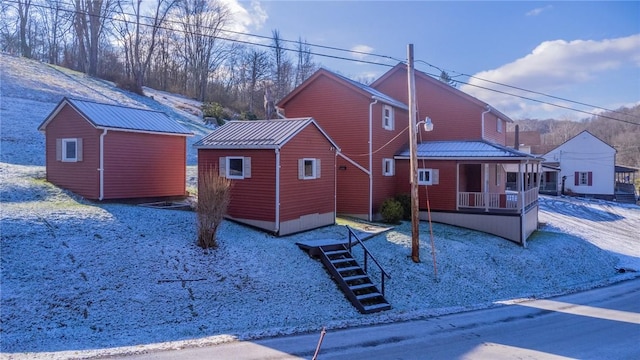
228, 1, 640, 121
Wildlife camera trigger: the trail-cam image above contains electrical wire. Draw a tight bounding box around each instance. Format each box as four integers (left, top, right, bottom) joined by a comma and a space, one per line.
4, 0, 638, 125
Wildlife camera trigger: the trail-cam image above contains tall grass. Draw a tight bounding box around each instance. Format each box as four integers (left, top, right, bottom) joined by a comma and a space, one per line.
196, 167, 231, 250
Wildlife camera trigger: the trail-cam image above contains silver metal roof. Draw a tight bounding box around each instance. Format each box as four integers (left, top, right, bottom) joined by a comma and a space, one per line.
395, 140, 542, 160
40, 97, 192, 135
194, 118, 339, 150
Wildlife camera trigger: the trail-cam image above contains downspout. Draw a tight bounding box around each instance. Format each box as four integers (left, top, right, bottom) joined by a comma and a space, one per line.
275, 148, 281, 234
276, 107, 286, 119
98, 129, 108, 200
368, 98, 378, 221
521, 159, 529, 248
481, 106, 491, 141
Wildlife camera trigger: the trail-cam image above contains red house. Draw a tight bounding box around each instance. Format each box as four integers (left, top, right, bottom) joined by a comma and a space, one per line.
279, 66, 542, 244
194, 118, 339, 236
278, 69, 410, 221
38, 97, 192, 200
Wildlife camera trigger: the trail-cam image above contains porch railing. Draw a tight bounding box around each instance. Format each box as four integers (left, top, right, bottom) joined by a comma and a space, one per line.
458, 187, 539, 212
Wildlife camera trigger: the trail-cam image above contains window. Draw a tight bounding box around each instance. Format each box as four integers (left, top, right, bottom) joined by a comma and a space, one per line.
496, 164, 501, 186
220, 156, 251, 179
417, 168, 439, 185
57, 138, 82, 162
299, 158, 320, 180
418, 169, 432, 185
578, 172, 589, 185
496, 118, 503, 133
382, 158, 394, 176
382, 105, 394, 130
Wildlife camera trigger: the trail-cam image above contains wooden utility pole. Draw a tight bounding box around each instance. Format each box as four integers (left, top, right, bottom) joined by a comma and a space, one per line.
408, 44, 420, 263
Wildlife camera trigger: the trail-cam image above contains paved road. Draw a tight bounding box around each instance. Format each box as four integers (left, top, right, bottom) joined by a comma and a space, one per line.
123, 278, 640, 359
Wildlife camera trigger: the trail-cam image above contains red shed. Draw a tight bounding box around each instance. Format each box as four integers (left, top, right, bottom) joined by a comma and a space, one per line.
38, 97, 192, 200
195, 118, 339, 236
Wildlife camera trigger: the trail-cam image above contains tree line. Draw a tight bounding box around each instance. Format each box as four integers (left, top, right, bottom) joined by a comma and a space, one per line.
509, 105, 640, 168
0, 0, 317, 119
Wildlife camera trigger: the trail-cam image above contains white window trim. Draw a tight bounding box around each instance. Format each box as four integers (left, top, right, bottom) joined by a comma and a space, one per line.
497, 118, 503, 133
226, 156, 245, 179
418, 168, 432, 185
302, 158, 318, 180
578, 171, 588, 186
382, 158, 394, 176
62, 138, 78, 162
382, 105, 394, 130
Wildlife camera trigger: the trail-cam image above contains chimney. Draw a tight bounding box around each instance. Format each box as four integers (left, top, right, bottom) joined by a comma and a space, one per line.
514, 125, 520, 150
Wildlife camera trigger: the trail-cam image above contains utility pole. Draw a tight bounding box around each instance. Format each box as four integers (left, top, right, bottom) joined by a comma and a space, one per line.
408, 44, 420, 263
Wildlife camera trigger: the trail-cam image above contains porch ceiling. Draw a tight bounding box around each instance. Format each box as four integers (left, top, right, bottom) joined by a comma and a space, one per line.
395, 140, 542, 161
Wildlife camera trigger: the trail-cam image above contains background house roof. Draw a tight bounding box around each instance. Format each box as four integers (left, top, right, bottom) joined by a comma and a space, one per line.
194, 118, 339, 150
39, 97, 192, 135
395, 140, 541, 160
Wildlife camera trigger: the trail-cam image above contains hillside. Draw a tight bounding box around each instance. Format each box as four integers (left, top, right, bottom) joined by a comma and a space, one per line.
0, 53, 210, 167
2, 54, 639, 358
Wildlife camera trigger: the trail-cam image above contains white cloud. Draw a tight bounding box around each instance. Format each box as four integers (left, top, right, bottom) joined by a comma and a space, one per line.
461, 34, 640, 120
223, 0, 268, 33
526, 5, 553, 17
350, 44, 374, 60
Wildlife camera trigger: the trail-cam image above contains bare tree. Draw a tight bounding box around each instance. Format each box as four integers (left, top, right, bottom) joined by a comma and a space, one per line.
74, 0, 116, 75
38, 0, 73, 64
14, 0, 33, 58
177, 0, 231, 101
294, 37, 316, 87
114, 0, 178, 93
244, 48, 270, 114
271, 29, 292, 101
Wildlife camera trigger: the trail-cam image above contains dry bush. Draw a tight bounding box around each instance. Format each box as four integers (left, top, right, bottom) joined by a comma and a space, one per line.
197, 167, 232, 250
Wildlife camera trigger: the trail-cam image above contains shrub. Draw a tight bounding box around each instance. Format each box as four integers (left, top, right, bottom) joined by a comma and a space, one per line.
202, 102, 230, 125
380, 198, 404, 224
196, 167, 232, 250
395, 193, 411, 220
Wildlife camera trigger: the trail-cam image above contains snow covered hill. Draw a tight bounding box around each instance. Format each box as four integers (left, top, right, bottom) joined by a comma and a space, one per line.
1, 54, 639, 359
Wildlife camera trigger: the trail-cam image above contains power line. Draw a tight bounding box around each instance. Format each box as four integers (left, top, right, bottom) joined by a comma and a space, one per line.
5, 0, 639, 125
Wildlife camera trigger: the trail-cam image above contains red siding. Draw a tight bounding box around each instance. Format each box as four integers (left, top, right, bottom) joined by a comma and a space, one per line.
373, 68, 507, 145
198, 149, 277, 222
44, 104, 102, 199
103, 131, 186, 199
279, 125, 336, 221
280, 71, 411, 218
395, 160, 458, 211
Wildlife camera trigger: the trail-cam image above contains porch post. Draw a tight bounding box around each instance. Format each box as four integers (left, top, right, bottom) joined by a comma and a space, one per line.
484, 163, 489, 212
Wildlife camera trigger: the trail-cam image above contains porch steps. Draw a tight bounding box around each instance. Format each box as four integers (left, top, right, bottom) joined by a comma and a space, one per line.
615, 193, 637, 204
299, 242, 390, 314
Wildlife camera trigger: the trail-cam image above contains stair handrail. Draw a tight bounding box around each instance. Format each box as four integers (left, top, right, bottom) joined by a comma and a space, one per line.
346, 225, 391, 295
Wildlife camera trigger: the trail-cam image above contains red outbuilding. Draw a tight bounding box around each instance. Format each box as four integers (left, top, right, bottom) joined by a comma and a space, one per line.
38, 97, 192, 200
194, 118, 339, 236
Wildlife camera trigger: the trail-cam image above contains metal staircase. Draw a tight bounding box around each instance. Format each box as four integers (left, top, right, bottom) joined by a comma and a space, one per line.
298, 226, 391, 314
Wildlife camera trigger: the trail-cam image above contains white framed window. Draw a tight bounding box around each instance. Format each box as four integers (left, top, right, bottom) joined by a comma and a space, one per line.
382, 158, 394, 176
418, 169, 432, 185
56, 138, 82, 162
497, 118, 503, 133
382, 105, 394, 130
578, 171, 589, 185
417, 168, 439, 185
220, 156, 251, 179
299, 158, 320, 180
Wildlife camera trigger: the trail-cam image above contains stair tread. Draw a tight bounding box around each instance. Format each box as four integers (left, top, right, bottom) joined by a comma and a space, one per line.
356, 292, 383, 300
324, 250, 349, 256
349, 283, 377, 291
343, 274, 369, 282
363, 303, 391, 311
330, 258, 355, 264
337, 266, 361, 272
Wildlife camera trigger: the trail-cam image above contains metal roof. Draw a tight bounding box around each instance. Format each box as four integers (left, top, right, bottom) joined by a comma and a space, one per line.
331, 71, 408, 110
40, 97, 192, 135
395, 140, 542, 160
194, 118, 339, 150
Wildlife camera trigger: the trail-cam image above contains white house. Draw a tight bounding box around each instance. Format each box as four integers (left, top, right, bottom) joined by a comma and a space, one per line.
543, 131, 616, 200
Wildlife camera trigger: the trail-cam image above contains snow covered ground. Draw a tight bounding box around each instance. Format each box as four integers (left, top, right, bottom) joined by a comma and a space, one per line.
1, 54, 639, 359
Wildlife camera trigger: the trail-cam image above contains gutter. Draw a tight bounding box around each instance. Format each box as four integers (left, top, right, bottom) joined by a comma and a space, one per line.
275, 148, 281, 234
481, 106, 491, 141
98, 128, 108, 200
368, 98, 378, 221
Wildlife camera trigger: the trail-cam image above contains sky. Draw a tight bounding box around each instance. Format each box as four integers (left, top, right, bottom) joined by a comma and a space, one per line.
225, 1, 640, 121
